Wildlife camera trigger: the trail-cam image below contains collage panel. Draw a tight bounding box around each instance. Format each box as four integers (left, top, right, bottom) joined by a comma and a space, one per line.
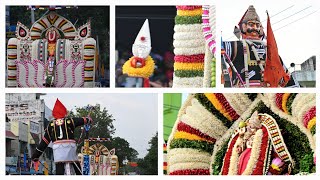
116, 5, 216, 88
164, 93, 316, 175
5, 6, 110, 88
220, 2, 317, 88
5, 93, 158, 175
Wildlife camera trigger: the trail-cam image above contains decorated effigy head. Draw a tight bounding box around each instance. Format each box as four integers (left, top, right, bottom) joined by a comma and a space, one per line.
132, 19, 151, 60
122, 19, 155, 79
239, 5, 264, 40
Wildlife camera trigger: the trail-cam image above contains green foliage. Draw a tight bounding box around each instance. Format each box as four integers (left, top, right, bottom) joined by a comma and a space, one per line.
111, 137, 138, 167
286, 93, 297, 115
252, 101, 315, 174
195, 93, 233, 128
211, 139, 229, 175
299, 153, 315, 173
138, 133, 158, 175
310, 125, 316, 135
175, 15, 202, 24
174, 70, 203, 77
170, 138, 214, 154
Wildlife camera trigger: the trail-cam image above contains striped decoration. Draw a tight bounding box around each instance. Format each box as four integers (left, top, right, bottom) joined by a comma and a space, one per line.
260, 114, 293, 164
83, 38, 96, 87
7, 38, 18, 87
172, 6, 205, 88
163, 143, 167, 175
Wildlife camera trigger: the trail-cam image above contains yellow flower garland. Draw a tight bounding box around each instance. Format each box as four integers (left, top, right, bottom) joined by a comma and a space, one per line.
177, 8, 203, 16
204, 93, 232, 121
122, 55, 155, 78
282, 93, 291, 114
174, 62, 204, 71
174, 131, 212, 142
307, 117, 316, 129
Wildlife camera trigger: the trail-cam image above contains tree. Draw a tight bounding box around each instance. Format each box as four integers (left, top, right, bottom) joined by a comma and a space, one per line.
111, 137, 138, 167
69, 104, 116, 151
138, 132, 158, 175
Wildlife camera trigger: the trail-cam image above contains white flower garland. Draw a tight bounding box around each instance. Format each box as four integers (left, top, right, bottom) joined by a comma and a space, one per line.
292, 94, 315, 117
172, 77, 203, 88
202, 46, 213, 87
174, 46, 206, 56
174, 24, 202, 32
168, 148, 211, 165
167, 94, 194, 173
168, 162, 210, 173
297, 99, 316, 125
227, 137, 241, 174
190, 98, 228, 137
174, 32, 204, 40
180, 98, 228, 140
173, 38, 205, 48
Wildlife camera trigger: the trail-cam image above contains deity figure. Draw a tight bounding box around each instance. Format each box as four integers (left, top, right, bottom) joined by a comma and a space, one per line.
221, 111, 294, 175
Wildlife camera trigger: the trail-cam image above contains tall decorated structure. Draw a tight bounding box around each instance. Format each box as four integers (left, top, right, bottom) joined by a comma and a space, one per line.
7, 9, 96, 87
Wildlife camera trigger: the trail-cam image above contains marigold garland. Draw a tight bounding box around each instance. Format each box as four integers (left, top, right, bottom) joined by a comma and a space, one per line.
174, 131, 212, 142
175, 15, 202, 25
215, 93, 240, 120
303, 106, 316, 128
307, 117, 316, 130
281, 93, 291, 114
204, 93, 233, 121
174, 62, 204, 71
177, 121, 216, 142
195, 93, 233, 128
122, 55, 155, 78
177, 8, 203, 16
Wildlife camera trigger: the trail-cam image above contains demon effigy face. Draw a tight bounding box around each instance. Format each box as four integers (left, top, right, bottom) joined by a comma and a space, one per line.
239, 5, 265, 40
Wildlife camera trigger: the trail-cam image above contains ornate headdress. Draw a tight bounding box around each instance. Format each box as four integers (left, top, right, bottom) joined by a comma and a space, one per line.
239, 5, 260, 25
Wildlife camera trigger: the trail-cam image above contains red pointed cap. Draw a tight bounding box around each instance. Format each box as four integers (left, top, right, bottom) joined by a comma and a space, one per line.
52, 98, 67, 119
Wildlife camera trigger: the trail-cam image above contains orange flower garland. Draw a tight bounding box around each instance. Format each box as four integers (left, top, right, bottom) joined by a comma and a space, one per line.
122, 55, 155, 78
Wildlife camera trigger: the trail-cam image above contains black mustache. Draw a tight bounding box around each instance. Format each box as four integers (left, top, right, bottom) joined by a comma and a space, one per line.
247, 28, 260, 34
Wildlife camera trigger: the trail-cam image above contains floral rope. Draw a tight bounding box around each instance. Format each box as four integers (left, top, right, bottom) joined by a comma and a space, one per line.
169, 139, 215, 154
177, 8, 203, 16
194, 93, 233, 128
175, 15, 202, 25
177, 121, 216, 142
281, 93, 291, 114
122, 55, 155, 78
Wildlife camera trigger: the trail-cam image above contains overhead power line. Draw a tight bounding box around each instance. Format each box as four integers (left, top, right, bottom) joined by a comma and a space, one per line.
272, 6, 312, 25
274, 9, 319, 31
